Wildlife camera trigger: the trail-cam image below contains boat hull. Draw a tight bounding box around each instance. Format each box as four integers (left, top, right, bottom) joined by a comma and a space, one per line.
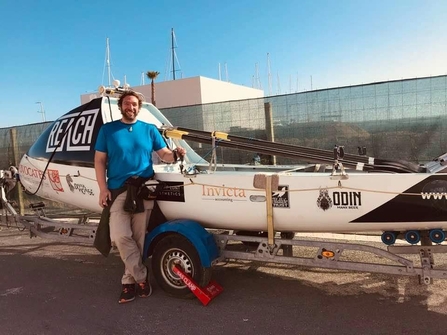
19, 156, 447, 233
17, 95, 447, 234
155, 169, 447, 232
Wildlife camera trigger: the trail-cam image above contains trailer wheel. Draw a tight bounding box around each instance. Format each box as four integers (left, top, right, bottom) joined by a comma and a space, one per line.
429, 229, 445, 244
152, 234, 212, 298
405, 230, 421, 244
381, 231, 397, 245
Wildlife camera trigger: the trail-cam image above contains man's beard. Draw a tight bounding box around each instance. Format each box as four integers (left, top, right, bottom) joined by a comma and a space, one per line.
121, 109, 138, 123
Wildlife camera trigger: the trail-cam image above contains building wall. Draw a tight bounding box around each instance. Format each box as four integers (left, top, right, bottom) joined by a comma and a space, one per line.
160, 75, 447, 164
80, 76, 264, 109
198, 77, 264, 104
5, 75, 446, 213
9, 75, 445, 168
133, 77, 203, 108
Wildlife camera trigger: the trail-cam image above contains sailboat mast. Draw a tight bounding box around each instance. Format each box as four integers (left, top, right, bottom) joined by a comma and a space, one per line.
171, 28, 176, 80
277, 72, 281, 94
267, 53, 272, 96
106, 38, 111, 86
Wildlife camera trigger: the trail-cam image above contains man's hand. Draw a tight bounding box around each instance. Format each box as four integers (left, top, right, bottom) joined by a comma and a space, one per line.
174, 147, 186, 160
98, 188, 112, 208
156, 146, 187, 163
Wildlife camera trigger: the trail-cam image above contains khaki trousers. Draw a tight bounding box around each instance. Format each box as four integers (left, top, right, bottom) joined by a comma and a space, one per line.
109, 191, 154, 284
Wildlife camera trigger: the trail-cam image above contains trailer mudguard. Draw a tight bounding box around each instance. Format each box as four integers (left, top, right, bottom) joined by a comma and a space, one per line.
142, 219, 219, 267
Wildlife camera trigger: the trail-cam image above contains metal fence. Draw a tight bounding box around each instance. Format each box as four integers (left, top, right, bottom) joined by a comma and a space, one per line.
161, 75, 447, 165
1, 75, 446, 212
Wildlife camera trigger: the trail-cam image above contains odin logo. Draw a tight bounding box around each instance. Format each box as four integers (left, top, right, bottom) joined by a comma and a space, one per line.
333, 191, 361, 208
46, 109, 99, 152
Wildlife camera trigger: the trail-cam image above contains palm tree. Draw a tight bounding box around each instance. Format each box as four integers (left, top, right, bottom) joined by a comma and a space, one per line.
146, 71, 160, 106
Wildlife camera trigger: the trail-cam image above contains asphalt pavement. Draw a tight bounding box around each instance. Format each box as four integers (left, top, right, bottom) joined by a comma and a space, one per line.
1, 227, 447, 335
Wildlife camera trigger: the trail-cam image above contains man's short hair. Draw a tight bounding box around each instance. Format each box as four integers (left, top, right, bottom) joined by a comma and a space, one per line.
117, 91, 143, 110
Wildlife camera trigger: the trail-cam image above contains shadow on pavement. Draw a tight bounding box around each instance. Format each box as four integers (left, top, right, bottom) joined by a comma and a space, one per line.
1, 245, 446, 335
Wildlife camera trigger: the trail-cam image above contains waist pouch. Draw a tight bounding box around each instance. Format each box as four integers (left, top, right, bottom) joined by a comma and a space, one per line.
123, 175, 163, 213
139, 179, 164, 201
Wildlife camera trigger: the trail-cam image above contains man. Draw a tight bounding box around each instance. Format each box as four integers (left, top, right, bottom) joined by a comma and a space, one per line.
94, 91, 186, 304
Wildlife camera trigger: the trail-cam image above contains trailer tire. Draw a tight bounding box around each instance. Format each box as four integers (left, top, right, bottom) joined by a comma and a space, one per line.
152, 234, 212, 298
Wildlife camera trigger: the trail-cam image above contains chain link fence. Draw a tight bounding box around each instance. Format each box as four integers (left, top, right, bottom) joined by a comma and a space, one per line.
1, 75, 446, 213
162, 75, 447, 165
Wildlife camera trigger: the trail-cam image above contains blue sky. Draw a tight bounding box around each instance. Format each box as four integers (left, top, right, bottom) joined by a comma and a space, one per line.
1, 0, 446, 127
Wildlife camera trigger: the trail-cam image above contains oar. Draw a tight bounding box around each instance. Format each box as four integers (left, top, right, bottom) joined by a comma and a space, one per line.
168, 126, 423, 173
162, 128, 417, 173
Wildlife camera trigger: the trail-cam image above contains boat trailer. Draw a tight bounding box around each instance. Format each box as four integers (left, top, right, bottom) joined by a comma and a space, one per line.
2, 168, 447, 290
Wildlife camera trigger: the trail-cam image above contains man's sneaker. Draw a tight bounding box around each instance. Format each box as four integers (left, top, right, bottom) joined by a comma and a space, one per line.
118, 284, 136, 304
137, 280, 152, 298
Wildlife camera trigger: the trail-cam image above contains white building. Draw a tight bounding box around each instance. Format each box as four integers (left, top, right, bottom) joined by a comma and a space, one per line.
81, 76, 264, 108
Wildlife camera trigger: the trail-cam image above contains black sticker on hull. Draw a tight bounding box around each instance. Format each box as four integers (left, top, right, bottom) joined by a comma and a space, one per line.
273, 185, 289, 208
27, 98, 103, 167
157, 181, 185, 202
352, 175, 447, 223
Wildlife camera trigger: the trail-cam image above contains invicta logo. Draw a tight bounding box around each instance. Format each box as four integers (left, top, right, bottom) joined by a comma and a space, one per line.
201, 184, 247, 202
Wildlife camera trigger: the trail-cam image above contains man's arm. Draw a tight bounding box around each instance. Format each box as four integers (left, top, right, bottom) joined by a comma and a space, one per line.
94, 151, 111, 208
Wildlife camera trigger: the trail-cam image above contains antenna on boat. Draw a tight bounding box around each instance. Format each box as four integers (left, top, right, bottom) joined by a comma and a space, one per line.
102, 37, 115, 87
98, 41, 133, 97
225, 62, 229, 82
98, 79, 132, 97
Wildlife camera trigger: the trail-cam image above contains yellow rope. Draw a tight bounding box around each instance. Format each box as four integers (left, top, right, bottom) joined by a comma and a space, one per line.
21, 157, 427, 197
182, 178, 423, 196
